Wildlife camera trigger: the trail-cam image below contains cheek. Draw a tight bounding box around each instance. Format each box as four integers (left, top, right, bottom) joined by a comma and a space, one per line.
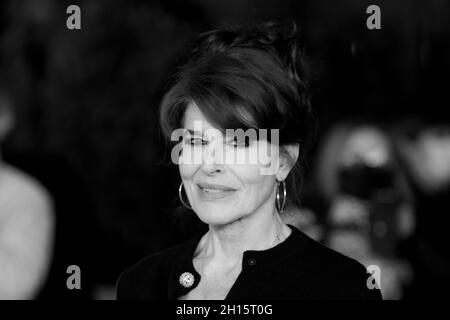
238, 141, 280, 176
230, 142, 278, 182
231, 164, 275, 202
179, 163, 198, 180
233, 164, 264, 183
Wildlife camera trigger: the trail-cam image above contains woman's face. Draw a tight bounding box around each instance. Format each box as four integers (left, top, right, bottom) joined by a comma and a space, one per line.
178, 102, 279, 225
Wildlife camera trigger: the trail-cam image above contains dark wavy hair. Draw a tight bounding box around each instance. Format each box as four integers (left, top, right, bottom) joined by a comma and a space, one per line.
159, 21, 316, 208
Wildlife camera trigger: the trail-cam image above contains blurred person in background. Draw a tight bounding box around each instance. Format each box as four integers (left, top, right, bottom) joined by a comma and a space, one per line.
315, 122, 415, 299
394, 120, 450, 299
0, 86, 54, 299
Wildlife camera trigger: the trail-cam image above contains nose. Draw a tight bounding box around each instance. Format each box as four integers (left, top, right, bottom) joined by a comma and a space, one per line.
201, 138, 225, 175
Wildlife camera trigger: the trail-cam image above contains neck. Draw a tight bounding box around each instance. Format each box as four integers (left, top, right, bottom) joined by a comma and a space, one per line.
195, 201, 291, 269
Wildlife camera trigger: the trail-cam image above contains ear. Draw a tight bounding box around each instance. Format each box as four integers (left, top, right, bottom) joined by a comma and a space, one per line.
276, 143, 300, 181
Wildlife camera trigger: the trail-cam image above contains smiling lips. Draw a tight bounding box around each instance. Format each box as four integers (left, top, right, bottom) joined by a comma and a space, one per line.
196, 183, 237, 200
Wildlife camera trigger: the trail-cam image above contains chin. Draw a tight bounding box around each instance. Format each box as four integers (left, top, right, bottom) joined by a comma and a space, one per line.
194, 206, 241, 226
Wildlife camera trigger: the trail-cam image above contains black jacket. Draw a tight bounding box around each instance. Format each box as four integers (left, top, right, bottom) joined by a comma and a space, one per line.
116, 224, 382, 300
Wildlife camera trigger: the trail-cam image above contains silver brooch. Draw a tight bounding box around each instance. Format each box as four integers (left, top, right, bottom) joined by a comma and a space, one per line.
179, 272, 195, 288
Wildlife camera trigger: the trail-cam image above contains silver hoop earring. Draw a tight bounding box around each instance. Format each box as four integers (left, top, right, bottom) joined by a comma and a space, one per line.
276, 180, 287, 214
179, 182, 192, 210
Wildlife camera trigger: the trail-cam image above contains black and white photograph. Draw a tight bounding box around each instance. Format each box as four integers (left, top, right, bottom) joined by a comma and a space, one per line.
0, 0, 449, 306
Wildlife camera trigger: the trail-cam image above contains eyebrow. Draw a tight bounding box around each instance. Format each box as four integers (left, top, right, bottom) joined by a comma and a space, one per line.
186, 129, 203, 136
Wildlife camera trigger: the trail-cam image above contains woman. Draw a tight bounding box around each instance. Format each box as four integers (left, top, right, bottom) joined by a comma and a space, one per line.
116, 22, 382, 300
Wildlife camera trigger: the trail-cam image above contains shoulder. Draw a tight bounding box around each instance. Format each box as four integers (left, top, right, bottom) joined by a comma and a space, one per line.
0, 164, 53, 230
290, 228, 382, 300
0, 163, 53, 214
115, 236, 197, 300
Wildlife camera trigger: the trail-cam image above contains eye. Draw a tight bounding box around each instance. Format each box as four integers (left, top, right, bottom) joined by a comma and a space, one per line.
230, 136, 250, 148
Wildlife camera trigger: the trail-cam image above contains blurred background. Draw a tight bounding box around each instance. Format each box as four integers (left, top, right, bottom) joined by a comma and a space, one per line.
0, 0, 449, 300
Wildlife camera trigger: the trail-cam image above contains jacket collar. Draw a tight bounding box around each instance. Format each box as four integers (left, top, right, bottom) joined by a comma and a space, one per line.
167, 224, 305, 299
